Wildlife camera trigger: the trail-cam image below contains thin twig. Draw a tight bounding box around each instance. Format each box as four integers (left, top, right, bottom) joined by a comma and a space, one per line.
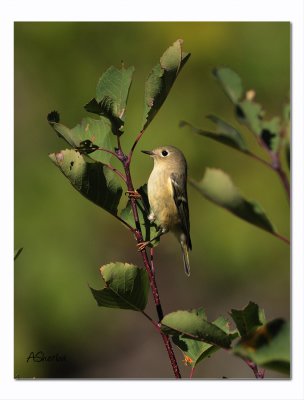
276, 166, 290, 202
189, 366, 195, 379
97, 147, 121, 160
128, 129, 145, 162
103, 163, 126, 183
244, 359, 265, 379
150, 247, 155, 275
113, 214, 136, 233
272, 232, 290, 245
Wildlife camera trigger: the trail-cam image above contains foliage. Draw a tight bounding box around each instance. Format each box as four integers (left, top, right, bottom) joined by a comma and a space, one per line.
182, 67, 290, 244
48, 41, 289, 379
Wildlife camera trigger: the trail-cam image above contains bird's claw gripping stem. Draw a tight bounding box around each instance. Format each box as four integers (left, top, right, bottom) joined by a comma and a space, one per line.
126, 190, 142, 200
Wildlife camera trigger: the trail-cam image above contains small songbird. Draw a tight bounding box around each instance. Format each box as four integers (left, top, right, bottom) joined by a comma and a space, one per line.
141, 145, 192, 276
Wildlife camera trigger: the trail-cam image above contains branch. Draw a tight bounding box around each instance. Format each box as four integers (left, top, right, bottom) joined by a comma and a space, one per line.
115, 141, 181, 378
128, 129, 145, 163
244, 359, 265, 379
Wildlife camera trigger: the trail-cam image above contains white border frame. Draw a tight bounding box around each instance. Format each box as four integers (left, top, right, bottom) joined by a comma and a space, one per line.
1, 1, 303, 399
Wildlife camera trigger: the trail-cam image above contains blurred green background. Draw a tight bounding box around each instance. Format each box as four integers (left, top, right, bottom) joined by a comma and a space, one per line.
14, 22, 290, 379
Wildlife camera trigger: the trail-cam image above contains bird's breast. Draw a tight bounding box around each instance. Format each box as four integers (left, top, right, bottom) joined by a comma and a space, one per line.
147, 168, 179, 230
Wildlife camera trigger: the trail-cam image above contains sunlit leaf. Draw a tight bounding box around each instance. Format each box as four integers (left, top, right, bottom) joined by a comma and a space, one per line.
90, 262, 150, 311
161, 308, 232, 349
120, 184, 160, 244
173, 314, 238, 367
233, 319, 290, 375
49, 149, 123, 215
143, 39, 190, 130
180, 116, 247, 152
213, 67, 244, 103
85, 65, 135, 135
47, 113, 115, 163
190, 168, 275, 234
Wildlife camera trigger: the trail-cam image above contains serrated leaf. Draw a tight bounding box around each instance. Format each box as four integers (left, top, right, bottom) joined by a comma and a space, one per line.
180, 116, 247, 152
14, 247, 23, 261
161, 309, 232, 349
48, 115, 115, 163
213, 67, 244, 103
49, 149, 122, 215
230, 302, 265, 338
172, 315, 238, 367
85, 65, 134, 135
142, 39, 190, 130
190, 169, 275, 234
90, 262, 150, 311
233, 319, 290, 375
120, 184, 160, 244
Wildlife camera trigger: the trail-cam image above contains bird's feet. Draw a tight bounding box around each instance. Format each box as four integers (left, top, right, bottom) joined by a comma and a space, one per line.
125, 190, 141, 200
137, 241, 150, 252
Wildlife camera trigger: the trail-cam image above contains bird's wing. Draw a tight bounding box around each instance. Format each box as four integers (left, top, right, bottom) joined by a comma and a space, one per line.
170, 172, 192, 250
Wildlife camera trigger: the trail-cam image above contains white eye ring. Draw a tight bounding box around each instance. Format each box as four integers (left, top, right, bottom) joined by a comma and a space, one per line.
161, 150, 169, 157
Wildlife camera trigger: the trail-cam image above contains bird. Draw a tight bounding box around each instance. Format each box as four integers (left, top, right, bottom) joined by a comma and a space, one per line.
141, 145, 192, 276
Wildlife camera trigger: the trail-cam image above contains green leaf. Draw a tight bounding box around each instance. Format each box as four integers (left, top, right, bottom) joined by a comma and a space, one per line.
14, 247, 23, 261
48, 113, 115, 164
213, 67, 244, 103
230, 302, 265, 338
161, 309, 232, 349
233, 319, 290, 375
120, 185, 160, 244
49, 149, 123, 215
85, 65, 134, 135
235, 99, 264, 136
172, 314, 238, 367
190, 168, 276, 234
260, 117, 281, 152
90, 262, 150, 311
180, 116, 247, 152
142, 39, 190, 130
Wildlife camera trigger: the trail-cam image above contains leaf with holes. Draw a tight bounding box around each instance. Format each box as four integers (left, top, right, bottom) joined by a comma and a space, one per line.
120, 184, 160, 245
233, 319, 290, 375
173, 314, 238, 367
47, 113, 115, 164
90, 262, 150, 311
213, 67, 244, 104
49, 149, 123, 215
85, 65, 135, 135
190, 168, 275, 234
230, 302, 266, 338
180, 116, 248, 152
161, 308, 233, 349
142, 39, 190, 130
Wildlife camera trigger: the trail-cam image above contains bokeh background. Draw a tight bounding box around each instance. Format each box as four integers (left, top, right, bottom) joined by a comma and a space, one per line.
14, 22, 290, 379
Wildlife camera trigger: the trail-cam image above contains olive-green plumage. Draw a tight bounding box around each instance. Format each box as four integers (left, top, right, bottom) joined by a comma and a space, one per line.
142, 145, 192, 276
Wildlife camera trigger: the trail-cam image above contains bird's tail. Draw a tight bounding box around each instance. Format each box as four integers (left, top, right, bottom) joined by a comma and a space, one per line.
181, 240, 190, 277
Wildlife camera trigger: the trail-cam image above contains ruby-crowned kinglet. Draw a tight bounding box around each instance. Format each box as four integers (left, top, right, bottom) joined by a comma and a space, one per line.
142, 145, 192, 276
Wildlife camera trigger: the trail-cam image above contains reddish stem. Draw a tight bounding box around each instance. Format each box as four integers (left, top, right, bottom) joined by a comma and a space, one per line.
128, 129, 145, 162
189, 366, 195, 379
115, 139, 181, 379
244, 359, 265, 379
103, 163, 126, 183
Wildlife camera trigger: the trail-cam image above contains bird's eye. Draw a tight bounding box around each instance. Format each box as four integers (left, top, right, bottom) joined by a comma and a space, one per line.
161, 150, 168, 157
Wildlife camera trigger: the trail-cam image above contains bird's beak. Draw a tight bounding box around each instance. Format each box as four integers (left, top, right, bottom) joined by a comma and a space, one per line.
141, 150, 155, 156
